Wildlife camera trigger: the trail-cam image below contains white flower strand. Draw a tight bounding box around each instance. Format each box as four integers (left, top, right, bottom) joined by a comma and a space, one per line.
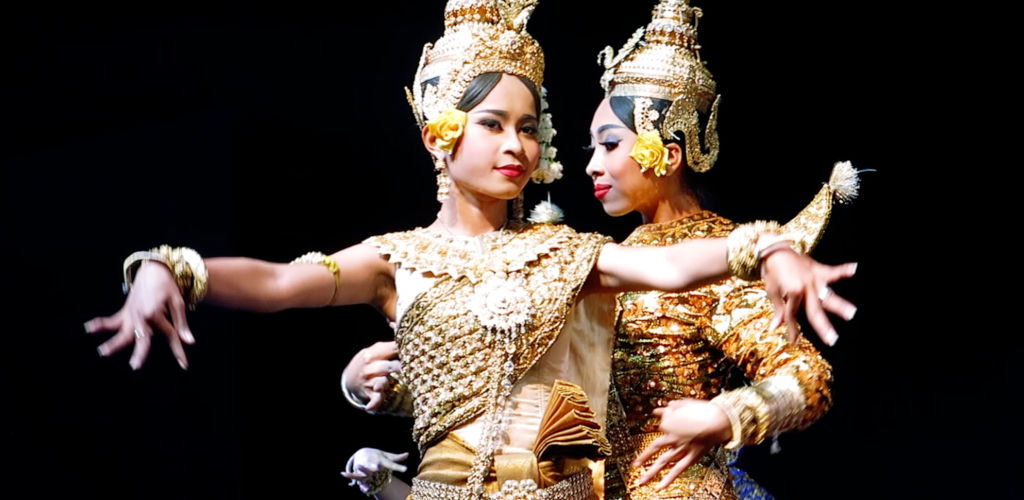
532, 87, 563, 184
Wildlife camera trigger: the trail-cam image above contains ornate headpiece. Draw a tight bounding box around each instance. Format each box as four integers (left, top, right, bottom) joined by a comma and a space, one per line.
598, 0, 720, 172
407, 0, 561, 187
406, 0, 545, 126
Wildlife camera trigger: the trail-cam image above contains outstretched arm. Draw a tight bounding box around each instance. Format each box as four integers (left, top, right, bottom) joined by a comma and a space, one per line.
85, 243, 395, 370
590, 234, 856, 345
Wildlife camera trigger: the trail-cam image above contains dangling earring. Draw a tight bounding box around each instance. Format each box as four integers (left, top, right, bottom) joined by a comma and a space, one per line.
434, 156, 450, 203
512, 191, 524, 222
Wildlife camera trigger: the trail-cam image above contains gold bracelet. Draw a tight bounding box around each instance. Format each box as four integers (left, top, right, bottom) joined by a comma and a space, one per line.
710, 394, 744, 450
291, 251, 341, 306
122, 251, 170, 294
743, 387, 772, 444
122, 246, 208, 309
727, 221, 785, 281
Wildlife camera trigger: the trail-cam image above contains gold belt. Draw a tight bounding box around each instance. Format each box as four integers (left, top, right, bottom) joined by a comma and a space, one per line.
411, 469, 594, 500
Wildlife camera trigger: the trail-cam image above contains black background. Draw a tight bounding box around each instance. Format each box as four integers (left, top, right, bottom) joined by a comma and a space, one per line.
2, 1, 1007, 499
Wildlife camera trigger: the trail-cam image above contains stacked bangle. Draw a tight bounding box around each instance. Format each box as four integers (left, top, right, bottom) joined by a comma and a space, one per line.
122, 246, 208, 309
726, 221, 797, 281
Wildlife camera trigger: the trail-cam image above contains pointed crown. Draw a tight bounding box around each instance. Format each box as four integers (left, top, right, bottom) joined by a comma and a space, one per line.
407, 0, 545, 127
598, 0, 721, 171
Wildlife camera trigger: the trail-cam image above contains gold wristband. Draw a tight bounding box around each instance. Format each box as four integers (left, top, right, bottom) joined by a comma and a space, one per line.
291, 251, 341, 306
710, 394, 745, 450
727, 221, 785, 281
123, 251, 170, 294
122, 246, 208, 309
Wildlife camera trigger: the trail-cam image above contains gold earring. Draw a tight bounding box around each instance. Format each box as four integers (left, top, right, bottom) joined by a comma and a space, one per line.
434, 156, 450, 203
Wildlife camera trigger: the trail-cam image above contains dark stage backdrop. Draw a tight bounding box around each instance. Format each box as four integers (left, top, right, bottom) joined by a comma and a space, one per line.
2, 2, 1002, 499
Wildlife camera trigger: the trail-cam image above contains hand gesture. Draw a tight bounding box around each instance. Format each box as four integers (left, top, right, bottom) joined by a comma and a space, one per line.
341, 447, 408, 495
632, 399, 732, 490
84, 261, 195, 370
761, 248, 857, 345
342, 341, 401, 410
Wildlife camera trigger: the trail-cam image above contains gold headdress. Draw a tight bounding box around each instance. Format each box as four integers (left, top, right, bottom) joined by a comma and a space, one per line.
598, 0, 720, 172
406, 0, 545, 126
407, 0, 562, 189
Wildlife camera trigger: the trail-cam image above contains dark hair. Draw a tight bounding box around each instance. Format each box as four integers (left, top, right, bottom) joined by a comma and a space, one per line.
608, 95, 713, 208
422, 72, 542, 117
459, 72, 543, 116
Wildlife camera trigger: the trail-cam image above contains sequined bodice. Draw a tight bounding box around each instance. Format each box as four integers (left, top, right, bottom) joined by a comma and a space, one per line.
613, 211, 737, 435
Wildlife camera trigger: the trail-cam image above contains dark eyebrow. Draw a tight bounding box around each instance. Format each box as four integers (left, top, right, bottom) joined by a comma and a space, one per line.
596, 124, 628, 135
473, 109, 508, 118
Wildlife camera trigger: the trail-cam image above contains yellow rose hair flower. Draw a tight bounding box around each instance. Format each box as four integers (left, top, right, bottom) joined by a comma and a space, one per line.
630, 131, 671, 176
427, 109, 468, 153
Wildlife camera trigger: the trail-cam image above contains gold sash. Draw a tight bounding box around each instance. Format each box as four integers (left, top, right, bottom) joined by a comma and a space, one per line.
413, 380, 609, 499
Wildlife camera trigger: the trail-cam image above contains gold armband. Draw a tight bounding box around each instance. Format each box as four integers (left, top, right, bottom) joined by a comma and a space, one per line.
123, 246, 209, 309
291, 251, 341, 306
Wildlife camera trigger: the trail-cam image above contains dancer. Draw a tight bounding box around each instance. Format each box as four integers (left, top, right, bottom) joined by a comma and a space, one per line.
589, 2, 857, 497
87, 1, 855, 498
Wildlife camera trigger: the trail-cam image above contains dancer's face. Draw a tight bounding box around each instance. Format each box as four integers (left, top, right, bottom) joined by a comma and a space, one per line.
585, 98, 661, 216
442, 74, 541, 202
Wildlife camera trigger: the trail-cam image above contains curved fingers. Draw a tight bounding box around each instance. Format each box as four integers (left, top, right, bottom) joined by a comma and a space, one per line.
97, 316, 135, 357
632, 433, 677, 468
167, 294, 195, 344
655, 446, 702, 490
84, 312, 123, 335
127, 312, 152, 370
151, 314, 189, 370
364, 360, 402, 380
636, 443, 687, 486
822, 289, 856, 321
362, 341, 399, 363
800, 281, 836, 344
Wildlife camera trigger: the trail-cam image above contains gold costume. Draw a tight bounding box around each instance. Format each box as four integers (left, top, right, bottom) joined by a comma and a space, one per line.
603, 212, 833, 500
364, 222, 616, 499
596, 3, 852, 495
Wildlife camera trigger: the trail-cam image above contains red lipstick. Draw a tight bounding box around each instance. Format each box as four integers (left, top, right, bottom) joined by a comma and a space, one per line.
495, 164, 525, 178
594, 184, 611, 200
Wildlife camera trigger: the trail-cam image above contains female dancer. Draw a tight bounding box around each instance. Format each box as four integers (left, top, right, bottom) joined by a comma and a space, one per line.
343, 1, 858, 499
589, 1, 857, 498
86, 1, 855, 498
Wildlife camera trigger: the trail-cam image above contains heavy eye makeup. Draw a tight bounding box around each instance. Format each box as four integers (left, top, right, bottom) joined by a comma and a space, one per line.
474, 113, 538, 137
477, 118, 503, 131
583, 135, 622, 152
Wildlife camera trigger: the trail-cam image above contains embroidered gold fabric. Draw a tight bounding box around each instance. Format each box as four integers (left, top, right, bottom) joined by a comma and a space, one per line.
781, 185, 833, 255
604, 211, 833, 500
412, 379, 606, 500
362, 223, 609, 451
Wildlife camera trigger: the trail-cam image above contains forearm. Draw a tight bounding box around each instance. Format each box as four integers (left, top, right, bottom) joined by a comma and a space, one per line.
711, 289, 833, 446
201, 243, 392, 313
594, 238, 728, 292
204, 257, 340, 312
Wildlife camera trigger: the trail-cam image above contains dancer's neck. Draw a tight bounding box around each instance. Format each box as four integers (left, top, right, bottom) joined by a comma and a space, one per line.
434, 190, 509, 236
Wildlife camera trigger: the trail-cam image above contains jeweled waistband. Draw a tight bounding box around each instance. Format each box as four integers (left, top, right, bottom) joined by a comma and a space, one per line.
410, 469, 593, 500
